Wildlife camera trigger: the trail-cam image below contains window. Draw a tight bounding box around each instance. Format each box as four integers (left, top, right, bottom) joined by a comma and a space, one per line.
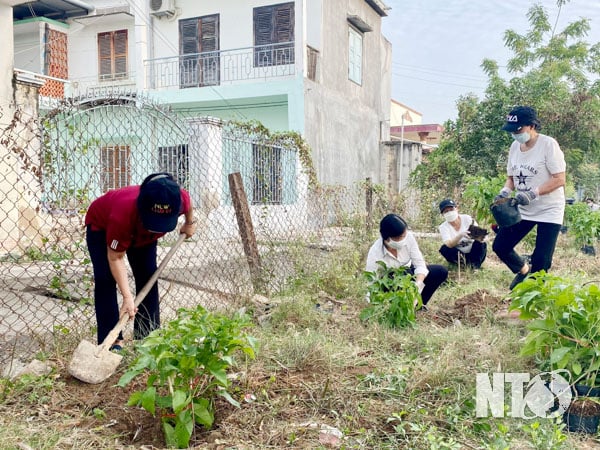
158, 145, 189, 189
98, 30, 128, 81
100, 145, 130, 191
253, 2, 294, 67
348, 27, 362, 85
252, 144, 282, 204
179, 15, 220, 88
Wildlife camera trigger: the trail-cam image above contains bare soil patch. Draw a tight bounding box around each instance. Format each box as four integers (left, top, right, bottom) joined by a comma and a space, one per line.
423, 289, 510, 327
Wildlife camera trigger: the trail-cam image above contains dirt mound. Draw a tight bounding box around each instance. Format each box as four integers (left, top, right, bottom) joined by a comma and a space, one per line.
425, 289, 509, 327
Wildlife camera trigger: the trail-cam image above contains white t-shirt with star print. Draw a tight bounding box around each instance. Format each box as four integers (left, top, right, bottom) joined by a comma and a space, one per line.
507, 133, 566, 224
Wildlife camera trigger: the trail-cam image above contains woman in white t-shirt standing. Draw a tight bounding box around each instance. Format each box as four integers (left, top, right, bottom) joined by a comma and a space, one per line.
438, 199, 487, 269
493, 106, 566, 290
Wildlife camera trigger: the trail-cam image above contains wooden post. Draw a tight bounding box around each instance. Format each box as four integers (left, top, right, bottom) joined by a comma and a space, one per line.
365, 177, 373, 233
228, 172, 263, 292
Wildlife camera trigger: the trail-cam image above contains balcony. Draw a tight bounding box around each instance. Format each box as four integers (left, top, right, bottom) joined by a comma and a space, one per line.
66, 75, 137, 100
145, 42, 296, 91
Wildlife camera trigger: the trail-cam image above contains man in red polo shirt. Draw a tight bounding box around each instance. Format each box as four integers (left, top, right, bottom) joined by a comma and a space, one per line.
85, 172, 197, 350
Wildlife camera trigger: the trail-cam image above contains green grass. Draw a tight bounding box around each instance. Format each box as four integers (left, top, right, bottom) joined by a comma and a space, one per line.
1, 230, 599, 449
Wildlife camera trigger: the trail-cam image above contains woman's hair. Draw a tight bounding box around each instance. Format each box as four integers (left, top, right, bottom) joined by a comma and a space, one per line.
379, 214, 408, 240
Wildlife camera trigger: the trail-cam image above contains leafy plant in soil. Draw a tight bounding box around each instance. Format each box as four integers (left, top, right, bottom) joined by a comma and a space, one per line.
117, 305, 257, 449
509, 272, 600, 387
564, 202, 600, 251
361, 261, 422, 329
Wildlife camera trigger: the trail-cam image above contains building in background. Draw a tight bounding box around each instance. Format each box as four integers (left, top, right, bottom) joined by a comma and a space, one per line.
389, 99, 443, 149
8, 0, 392, 189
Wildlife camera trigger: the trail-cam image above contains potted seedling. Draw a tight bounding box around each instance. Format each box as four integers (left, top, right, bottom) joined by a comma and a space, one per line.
564, 202, 600, 255
564, 397, 600, 434
509, 273, 600, 431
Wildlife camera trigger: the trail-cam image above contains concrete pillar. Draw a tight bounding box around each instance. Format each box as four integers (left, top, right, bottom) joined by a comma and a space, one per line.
0, 2, 14, 118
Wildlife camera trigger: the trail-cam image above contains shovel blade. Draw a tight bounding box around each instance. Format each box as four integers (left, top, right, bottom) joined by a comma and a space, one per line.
67, 339, 123, 384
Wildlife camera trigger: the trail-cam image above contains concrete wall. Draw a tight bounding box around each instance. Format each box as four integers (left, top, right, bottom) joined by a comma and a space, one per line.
303, 0, 391, 186
380, 140, 422, 193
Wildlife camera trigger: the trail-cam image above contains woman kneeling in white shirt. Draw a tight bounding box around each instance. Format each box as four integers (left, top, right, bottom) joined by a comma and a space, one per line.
366, 214, 448, 308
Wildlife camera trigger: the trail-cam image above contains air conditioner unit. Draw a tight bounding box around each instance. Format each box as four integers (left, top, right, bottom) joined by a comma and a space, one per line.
150, 0, 175, 17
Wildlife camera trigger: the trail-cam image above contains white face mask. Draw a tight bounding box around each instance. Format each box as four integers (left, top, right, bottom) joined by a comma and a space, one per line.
511, 132, 531, 144
386, 237, 407, 250
443, 210, 459, 222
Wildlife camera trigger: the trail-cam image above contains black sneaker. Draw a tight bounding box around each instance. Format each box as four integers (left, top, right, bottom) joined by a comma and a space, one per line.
510, 271, 529, 290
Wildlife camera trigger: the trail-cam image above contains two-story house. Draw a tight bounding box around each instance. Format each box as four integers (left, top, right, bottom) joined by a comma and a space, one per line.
11, 0, 391, 190
4, 0, 393, 248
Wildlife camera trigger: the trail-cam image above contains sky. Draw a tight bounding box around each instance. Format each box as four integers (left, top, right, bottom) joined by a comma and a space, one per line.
381, 0, 600, 124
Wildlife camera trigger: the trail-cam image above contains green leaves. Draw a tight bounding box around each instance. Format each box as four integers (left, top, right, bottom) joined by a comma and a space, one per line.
411, 2, 600, 204
509, 272, 600, 387
564, 202, 600, 247
118, 305, 257, 448
361, 262, 421, 329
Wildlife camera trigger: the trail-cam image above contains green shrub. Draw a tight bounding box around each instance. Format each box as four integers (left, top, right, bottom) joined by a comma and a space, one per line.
361, 261, 422, 329
509, 272, 600, 387
118, 305, 257, 449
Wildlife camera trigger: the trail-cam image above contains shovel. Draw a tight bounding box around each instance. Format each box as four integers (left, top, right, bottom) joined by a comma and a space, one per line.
68, 233, 187, 384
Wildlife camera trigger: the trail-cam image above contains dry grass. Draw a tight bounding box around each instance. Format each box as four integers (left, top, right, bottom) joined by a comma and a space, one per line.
1, 234, 600, 449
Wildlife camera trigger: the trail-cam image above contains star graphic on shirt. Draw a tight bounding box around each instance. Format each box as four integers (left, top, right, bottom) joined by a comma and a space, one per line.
516, 171, 529, 188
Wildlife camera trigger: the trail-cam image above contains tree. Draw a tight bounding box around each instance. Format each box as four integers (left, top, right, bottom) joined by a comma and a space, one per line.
412, 1, 600, 198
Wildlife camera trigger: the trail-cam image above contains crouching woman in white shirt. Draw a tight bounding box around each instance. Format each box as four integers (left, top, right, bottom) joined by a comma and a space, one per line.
365, 214, 448, 308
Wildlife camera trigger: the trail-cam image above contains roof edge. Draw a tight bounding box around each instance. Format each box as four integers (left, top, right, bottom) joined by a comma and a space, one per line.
365, 0, 389, 17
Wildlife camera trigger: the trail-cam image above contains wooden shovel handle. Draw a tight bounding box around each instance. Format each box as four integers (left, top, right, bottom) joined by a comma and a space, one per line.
97, 233, 187, 352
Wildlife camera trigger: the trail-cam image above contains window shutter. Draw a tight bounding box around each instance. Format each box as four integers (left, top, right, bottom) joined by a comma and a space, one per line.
179, 18, 199, 87
200, 15, 219, 52
98, 32, 112, 77
254, 7, 273, 47
113, 30, 127, 78
180, 18, 199, 55
274, 4, 294, 43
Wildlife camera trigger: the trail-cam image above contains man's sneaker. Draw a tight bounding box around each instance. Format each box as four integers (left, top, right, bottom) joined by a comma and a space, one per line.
510, 271, 530, 290
109, 344, 123, 353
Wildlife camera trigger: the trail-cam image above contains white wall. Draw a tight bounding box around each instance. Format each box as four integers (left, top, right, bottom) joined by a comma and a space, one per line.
68, 14, 135, 86
150, 0, 301, 58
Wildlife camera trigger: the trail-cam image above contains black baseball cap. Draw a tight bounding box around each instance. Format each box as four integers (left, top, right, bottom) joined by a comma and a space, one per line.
501, 106, 538, 132
137, 173, 182, 233
439, 199, 456, 213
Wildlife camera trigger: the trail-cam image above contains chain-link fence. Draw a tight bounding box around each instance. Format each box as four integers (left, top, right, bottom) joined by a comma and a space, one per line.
0, 93, 389, 371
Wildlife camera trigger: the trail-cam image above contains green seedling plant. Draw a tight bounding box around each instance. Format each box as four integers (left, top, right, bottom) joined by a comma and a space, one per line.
361, 261, 422, 329
118, 305, 258, 449
564, 202, 600, 249
462, 175, 506, 226
509, 272, 600, 387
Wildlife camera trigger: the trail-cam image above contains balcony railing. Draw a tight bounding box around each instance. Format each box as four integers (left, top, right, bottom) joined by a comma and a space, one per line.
145, 42, 296, 90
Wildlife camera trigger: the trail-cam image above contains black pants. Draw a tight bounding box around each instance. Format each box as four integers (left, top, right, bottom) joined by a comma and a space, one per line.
408, 265, 448, 305
439, 241, 487, 269
492, 220, 561, 274
86, 226, 160, 344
